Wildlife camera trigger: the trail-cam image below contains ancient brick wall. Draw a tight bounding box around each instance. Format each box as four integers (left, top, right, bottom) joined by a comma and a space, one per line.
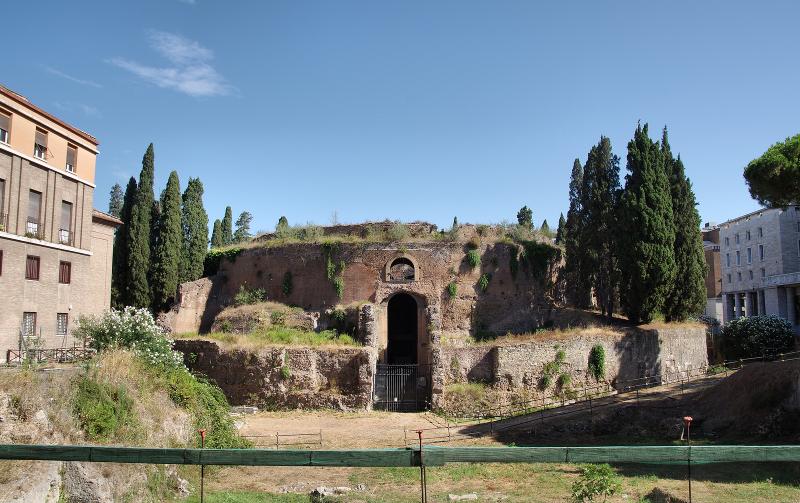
173, 339, 377, 410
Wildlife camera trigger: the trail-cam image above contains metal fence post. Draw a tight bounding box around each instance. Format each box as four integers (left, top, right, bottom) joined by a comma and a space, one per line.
198, 429, 206, 503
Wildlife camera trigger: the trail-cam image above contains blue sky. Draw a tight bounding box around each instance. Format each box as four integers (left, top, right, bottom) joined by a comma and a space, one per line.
3, 1, 799, 232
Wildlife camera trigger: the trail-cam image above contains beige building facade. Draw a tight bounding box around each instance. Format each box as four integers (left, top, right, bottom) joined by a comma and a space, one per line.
0, 85, 120, 361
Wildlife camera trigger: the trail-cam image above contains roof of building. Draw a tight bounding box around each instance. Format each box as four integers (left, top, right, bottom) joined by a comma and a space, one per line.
717, 207, 781, 228
92, 209, 123, 227
0, 85, 99, 146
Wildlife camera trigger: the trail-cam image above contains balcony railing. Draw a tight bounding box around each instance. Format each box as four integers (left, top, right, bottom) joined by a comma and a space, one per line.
58, 228, 73, 246
25, 218, 45, 240
0, 213, 7, 232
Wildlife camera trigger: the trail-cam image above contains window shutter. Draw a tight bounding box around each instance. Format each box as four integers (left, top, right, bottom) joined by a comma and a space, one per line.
35, 129, 47, 147
67, 145, 77, 165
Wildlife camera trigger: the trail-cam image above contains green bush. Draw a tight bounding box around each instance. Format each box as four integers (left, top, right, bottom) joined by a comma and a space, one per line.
721, 315, 795, 359
282, 271, 293, 296
387, 222, 409, 242
233, 284, 266, 306
588, 345, 606, 381
571, 464, 622, 502
466, 250, 481, 268
270, 311, 286, 326
204, 247, 243, 276
74, 377, 137, 441
557, 372, 572, 389
478, 273, 491, 292
280, 365, 291, 380
73, 307, 183, 368
447, 282, 458, 298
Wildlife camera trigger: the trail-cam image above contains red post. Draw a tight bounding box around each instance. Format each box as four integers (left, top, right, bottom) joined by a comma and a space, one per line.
683, 416, 693, 503
198, 429, 207, 503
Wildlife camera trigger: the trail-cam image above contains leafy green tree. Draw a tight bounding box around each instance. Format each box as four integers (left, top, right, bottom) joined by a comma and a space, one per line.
151, 171, 183, 311
661, 128, 707, 321
583, 137, 621, 319
210, 219, 223, 248
180, 177, 209, 284
617, 124, 676, 323
555, 213, 566, 244
233, 211, 253, 243
221, 206, 233, 245
111, 177, 137, 307
539, 219, 550, 235
108, 183, 123, 218
516, 206, 533, 230
127, 144, 156, 309
743, 133, 800, 207
564, 159, 591, 307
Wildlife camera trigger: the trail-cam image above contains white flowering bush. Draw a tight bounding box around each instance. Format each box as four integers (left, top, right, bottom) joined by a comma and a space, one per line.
74, 307, 184, 369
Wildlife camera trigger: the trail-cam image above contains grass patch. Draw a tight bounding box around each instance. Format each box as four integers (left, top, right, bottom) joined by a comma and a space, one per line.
73, 376, 138, 442
203, 326, 359, 348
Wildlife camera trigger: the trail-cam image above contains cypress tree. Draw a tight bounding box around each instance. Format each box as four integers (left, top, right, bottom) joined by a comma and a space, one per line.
564, 159, 590, 307
210, 219, 223, 248
577, 149, 597, 309
516, 206, 533, 230
555, 213, 566, 245
233, 211, 253, 243
221, 206, 233, 245
180, 177, 209, 284
540, 219, 550, 234
108, 183, 123, 218
151, 171, 183, 311
584, 137, 621, 319
111, 177, 137, 308
661, 128, 707, 321
617, 124, 676, 323
127, 144, 155, 309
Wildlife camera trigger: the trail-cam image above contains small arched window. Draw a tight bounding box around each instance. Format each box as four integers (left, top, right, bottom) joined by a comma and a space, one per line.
388, 257, 415, 282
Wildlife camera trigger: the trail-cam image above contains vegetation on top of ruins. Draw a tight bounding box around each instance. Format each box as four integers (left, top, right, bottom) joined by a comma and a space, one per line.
199, 327, 359, 349
203, 245, 244, 276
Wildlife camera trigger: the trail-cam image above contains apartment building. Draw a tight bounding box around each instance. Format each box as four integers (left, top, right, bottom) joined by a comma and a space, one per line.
719, 207, 800, 334
701, 223, 723, 321
0, 85, 121, 361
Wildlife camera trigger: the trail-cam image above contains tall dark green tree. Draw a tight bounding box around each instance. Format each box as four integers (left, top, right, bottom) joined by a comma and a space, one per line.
210, 219, 223, 248
180, 177, 209, 284
516, 206, 533, 230
221, 206, 233, 245
617, 124, 676, 323
233, 211, 253, 243
564, 159, 590, 307
111, 177, 137, 307
151, 171, 183, 311
108, 183, 123, 218
555, 213, 566, 245
540, 219, 550, 234
661, 128, 707, 321
583, 137, 621, 319
127, 144, 156, 309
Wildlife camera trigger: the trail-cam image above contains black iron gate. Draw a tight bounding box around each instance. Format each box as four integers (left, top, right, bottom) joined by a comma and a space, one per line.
373, 364, 430, 412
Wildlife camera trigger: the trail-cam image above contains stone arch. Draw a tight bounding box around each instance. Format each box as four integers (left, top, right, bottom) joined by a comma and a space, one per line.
375, 290, 431, 365
384, 255, 420, 283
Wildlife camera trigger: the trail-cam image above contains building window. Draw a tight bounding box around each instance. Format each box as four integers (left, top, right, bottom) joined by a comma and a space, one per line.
761, 268, 766, 278
0, 250, 3, 276
749, 270, 754, 280
758, 227, 763, 238
59, 261, 71, 284
737, 271, 742, 281
0, 109, 9, 143
66, 144, 77, 173
33, 128, 48, 160
22, 312, 36, 337
736, 250, 740, 266
56, 313, 68, 336
25, 255, 40, 280
735, 233, 740, 244
724, 237, 730, 246
726, 253, 730, 267
27, 190, 42, 238
0, 178, 5, 229
746, 230, 751, 241
59, 201, 73, 245
747, 248, 752, 264
759, 244, 765, 261
727, 273, 732, 283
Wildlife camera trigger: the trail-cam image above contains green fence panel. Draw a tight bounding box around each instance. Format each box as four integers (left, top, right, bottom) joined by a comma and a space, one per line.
310, 449, 415, 467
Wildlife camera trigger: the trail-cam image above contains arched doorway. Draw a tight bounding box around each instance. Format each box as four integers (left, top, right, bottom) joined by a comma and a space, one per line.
387, 293, 418, 364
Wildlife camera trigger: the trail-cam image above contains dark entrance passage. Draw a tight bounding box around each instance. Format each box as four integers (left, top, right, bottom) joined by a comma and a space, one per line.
387, 293, 418, 364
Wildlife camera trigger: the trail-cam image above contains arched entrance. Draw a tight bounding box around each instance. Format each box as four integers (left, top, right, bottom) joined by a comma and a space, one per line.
387, 293, 418, 364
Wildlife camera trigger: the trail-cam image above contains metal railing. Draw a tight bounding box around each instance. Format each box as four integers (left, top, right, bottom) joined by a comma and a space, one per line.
0, 213, 7, 232
58, 228, 73, 246
5, 347, 94, 364
25, 217, 45, 239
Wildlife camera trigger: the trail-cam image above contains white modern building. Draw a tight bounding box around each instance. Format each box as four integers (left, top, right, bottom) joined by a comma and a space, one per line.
719, 207, 800, 334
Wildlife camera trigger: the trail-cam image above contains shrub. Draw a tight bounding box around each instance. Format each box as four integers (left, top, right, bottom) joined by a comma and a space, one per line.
571, 464, 622, 502
280, 365, 291, 380
475, 224, 488, 237
282, 271, 293, 296
721, 315, 795, 359
387, 222, 409, 242
74, 377, 136, 441
203, 247, 243, 276
478, 273, 490, 292
588, 345, 606, 381
73, 307, 183, 369
270, 311, 286, 326
300, 224, 323, 241
447, 282, 458, 298
233, 284, 267, 306
466, 250, 481, 269
557, 372, 572, 389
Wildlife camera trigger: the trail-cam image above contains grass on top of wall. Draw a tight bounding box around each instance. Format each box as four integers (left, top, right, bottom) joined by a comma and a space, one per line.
198, 326, 360, 349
